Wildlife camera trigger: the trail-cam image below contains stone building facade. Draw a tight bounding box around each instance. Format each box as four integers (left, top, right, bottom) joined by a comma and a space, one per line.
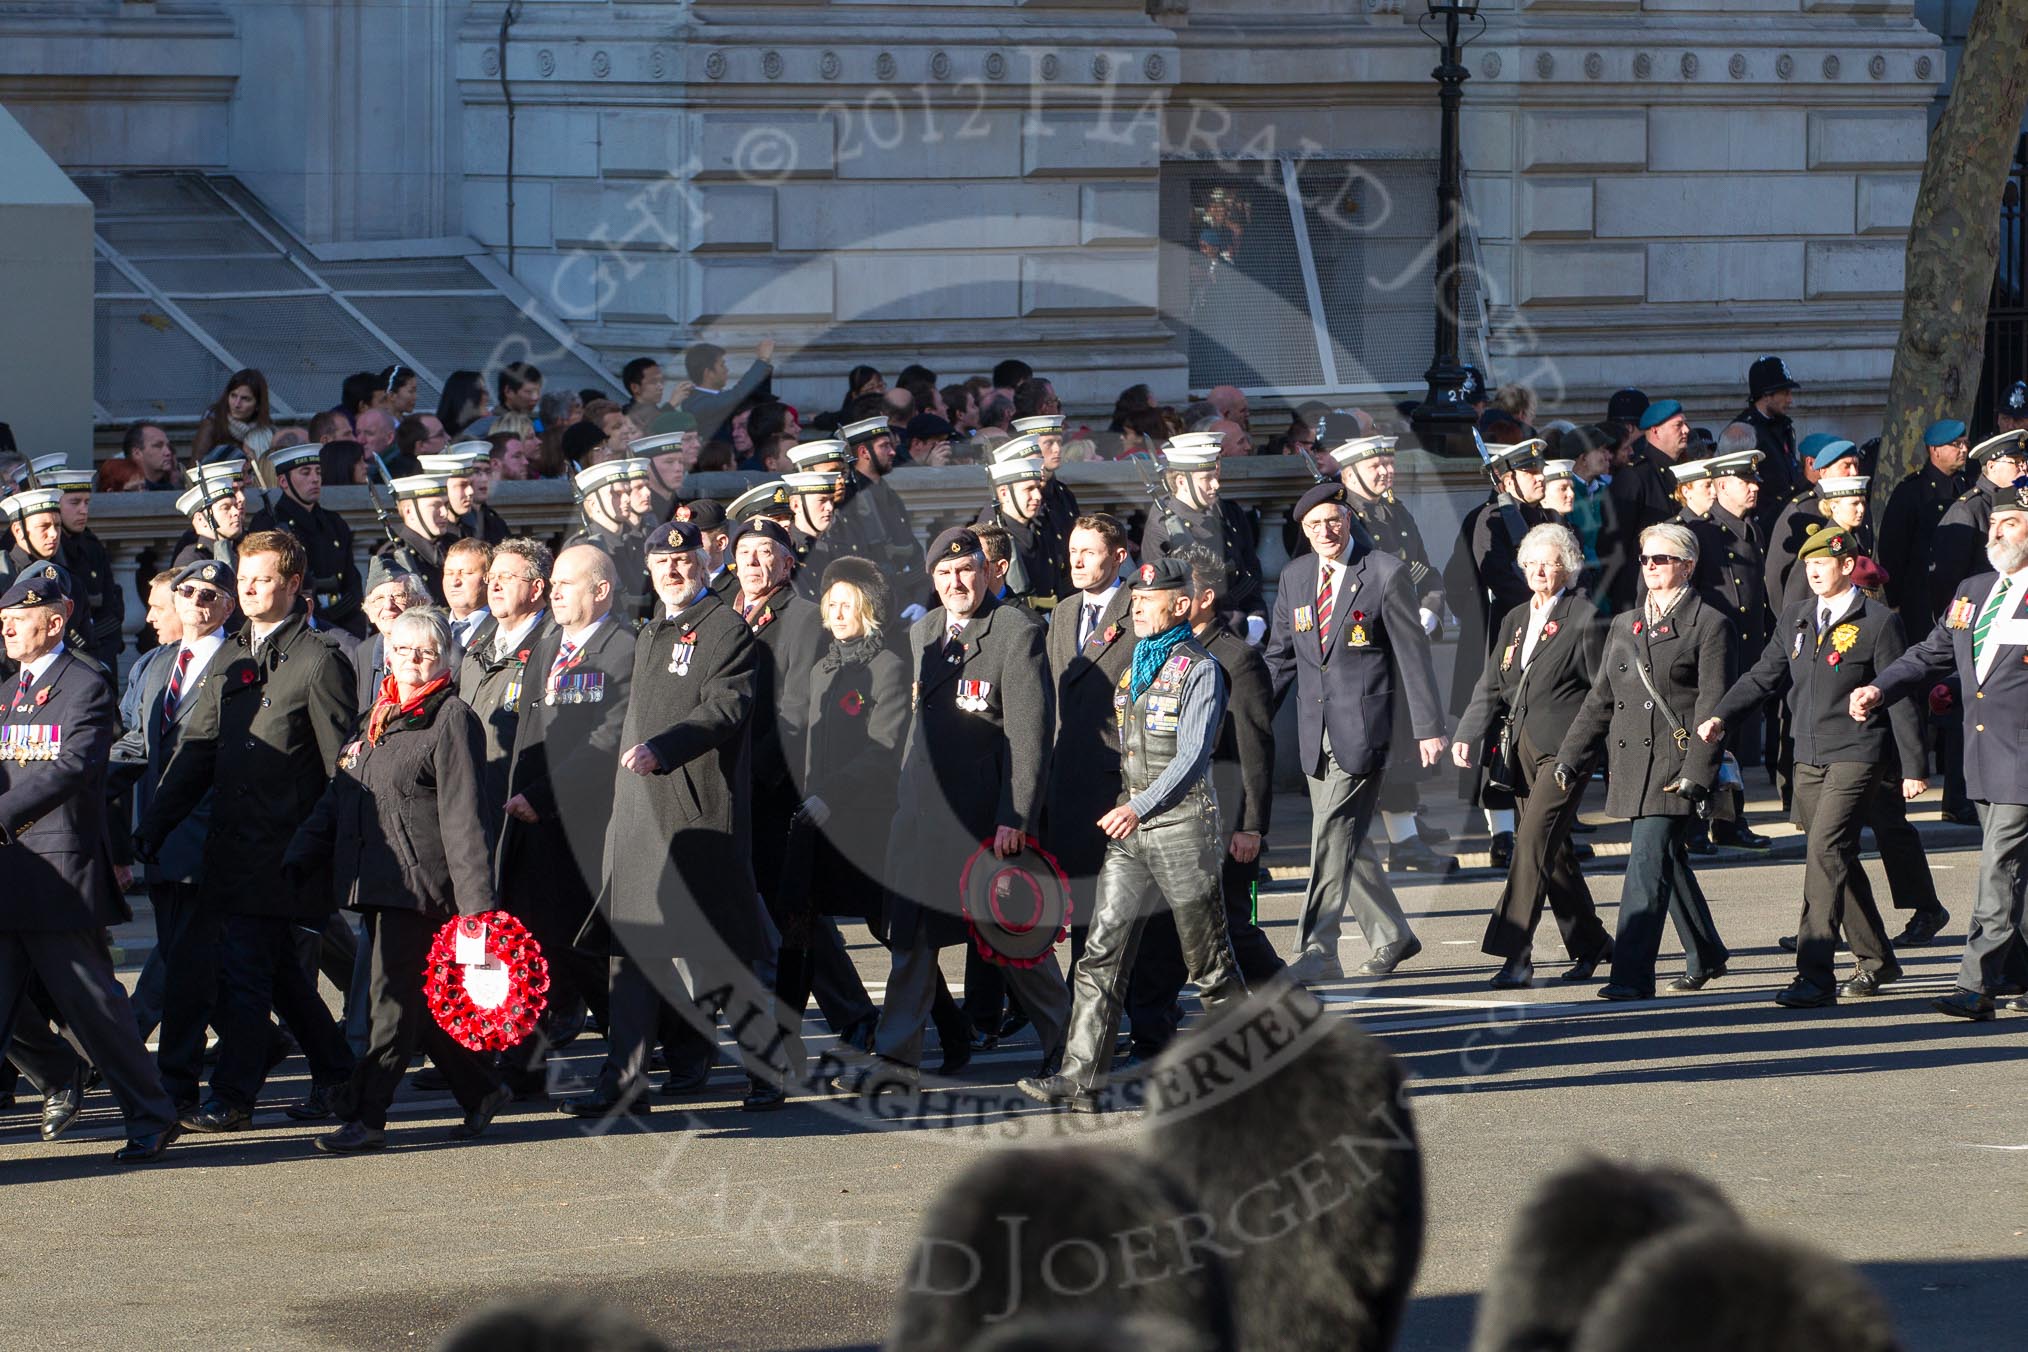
0, 0, 1946, 432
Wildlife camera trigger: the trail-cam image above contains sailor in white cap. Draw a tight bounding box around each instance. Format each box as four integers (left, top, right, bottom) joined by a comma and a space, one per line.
1010, 411, 1080, 576
1139, 433, 1266, 640
834, 418, 932, 619
1442, 434, 1550, 866
977, 455, 1059, 606
782, 470, 845, 597
371, 471, 456, 602
5, 458, 120, 669
171, 461, 250, 570
1665, 454, 1719, 524
249, 440, 366, 635
419, 441, 508, 544
566, 458, 651, 620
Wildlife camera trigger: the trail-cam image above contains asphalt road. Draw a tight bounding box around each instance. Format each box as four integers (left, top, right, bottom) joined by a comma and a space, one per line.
8, 789, 2028, 1351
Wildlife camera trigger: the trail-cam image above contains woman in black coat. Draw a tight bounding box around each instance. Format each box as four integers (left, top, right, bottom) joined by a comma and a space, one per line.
286, 607, 508, 1151
1453, 522, 1614, 988
1555, 522, 1734, 1001
779, 558, 905, 1040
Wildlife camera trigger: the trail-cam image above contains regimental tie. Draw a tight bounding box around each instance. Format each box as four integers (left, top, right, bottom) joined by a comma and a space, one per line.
163, 647, 194, 721
1316, 564, 1336, 656
1079, 601, 1100, 649
11, 670, 29, 713
1973, 577, 2010, 666
549, 639, 579, 692
947, 622, 965, 662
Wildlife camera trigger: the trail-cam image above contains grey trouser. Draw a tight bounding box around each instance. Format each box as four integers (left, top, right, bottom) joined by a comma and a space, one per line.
1299, 735, 1414, 960
1961, 802, 2028, 994
1061, 808, 1246, 1091
874, 931, 1069, 1071
1792, 761, 1894, 990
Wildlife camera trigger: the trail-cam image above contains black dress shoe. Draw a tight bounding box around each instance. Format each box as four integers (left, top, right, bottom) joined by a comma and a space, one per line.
969, 1025, 1002, 1053
1941, 804, 1979, 826
1684, 831, 1716, 857
936, 1038, 974, 1077
1668, 964, 1726, 993
285, 1083, 341, 1122
410, 1063, 451, 1092
1572, 839, 1596, 862
1414, 816, 1451, 845
1387, 838, 1459, 875
1561, 947, 1610, 982
1839, 966, 1901, 998
996, 1010, 1029, 1040
656, 1068, 713, 1096
1932, 988, 1996, 1021
112, 1125, 181, 1164
1597, 983, 1652, 1001
1775, 979, 1837, 1009
839, 1016, 877, 1053
826, 1058, 919, 1096
1490, 953, 1534, 990
1714, 822, 1772, 850
451, 1084, 513, 1140
40, 1070, 84, 1142
1489, 833, 1515, 869
314, 1121, 387, 1153
1894, 908, 1949, 946
557, 1089, 652, 1117
1015, 1074, 1100, 1113
1359, 937, 1424, 976
742, 1080, 787, 1112
180, 1100, 253, 1133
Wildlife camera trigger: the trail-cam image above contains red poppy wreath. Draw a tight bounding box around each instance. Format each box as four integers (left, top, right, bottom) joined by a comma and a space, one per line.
425, 911, 551, 1051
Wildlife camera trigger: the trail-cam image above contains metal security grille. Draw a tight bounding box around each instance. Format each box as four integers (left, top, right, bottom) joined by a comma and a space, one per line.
1161, 156, 1487, 400
1975, 134, 2026, 435
86, 172, 622, 425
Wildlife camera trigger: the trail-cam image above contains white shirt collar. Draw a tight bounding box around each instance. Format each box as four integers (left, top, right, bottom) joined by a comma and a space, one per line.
1815, 587, 1861, 625
494, 610, 544, 657
179, 628, 228, 671
561, 617, 605, 651
1082, 580, 1121, 610
21, 643, 65, 685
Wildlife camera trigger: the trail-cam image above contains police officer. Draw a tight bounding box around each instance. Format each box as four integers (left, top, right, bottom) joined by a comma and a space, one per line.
2000, 379, 2028, 434
1334, 427, 1453, 873
1735, 356, 1803, 526
1444, 435, 1548, 862
251, 440, 365, 638
978, 447, 1062, 606
1929, 429, 2028, 631
1019, 557, 1244, 1112
566, 459, 649, 621
0, 561, 181, 1162
1140, 433, 1266, 640
1703, 526, 1924, 1007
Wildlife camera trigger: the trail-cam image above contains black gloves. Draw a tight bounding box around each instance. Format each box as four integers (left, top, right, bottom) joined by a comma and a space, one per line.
1553, 763, 1580, 793
1663, 777, 1713, 819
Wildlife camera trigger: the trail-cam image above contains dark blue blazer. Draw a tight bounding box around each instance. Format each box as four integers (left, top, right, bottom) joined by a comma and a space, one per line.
1263, 546, 1446, 779
111, 637, 231, 882
1876, 569, 2028, 806
0, 648, 127, 930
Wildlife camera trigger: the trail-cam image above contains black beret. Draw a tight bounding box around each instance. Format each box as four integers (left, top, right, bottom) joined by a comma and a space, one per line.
731, 518, 793, 553
674, 498, 727, 531
1294, 480, 1349, 521
172, 559, 236, 593
906, 413, 955, 441
0, 561, 69, 610
927, 526, 983, 567
644, 519, 703, 555
1130, 557, 1192, 592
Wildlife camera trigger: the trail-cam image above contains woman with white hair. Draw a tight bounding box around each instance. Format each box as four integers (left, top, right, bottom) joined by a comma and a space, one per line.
285, 606, 508, 1151
1453, 523, 1614, 988
1553, 522, 1733, 1000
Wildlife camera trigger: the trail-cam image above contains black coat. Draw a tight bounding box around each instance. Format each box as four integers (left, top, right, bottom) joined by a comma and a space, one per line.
286, 686, 495, 918
1930, 480, 2002, 621
1557, 592, 1733, 818
974, 500, 1064, 603
0, 649, 126, 931
1690, 504, 1769, 665
1763, 486, 1828, 607
1455, 590, 1607, 766
1141, 498, 1265, 627
1041, 584, 1136, 885
1202, 620, 1274, 838
797, 635, 910, 921
567, 522, 649, 622
743, 586, 826, 801
1348, 488, 1444, 614
884, 597, 1053, 950
1736, 403, 1801, 529
498, 616, 633, 928
137, 613, 356, 917
1711, 592, 1922, 770
1443, 494, 1545, 712
1606, 446, 1679, 539
377, 524, 452, 603
65, 528, 124, 670
602, 592, 774, 967
251, 492, 363, 631
1878, 463, 1970, 633
458, 612, 547, 842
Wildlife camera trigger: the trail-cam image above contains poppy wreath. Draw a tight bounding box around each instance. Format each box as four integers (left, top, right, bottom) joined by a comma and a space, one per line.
424, 910, 551, 1051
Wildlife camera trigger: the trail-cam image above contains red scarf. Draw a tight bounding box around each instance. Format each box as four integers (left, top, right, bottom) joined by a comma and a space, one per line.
366, 672, 450, 746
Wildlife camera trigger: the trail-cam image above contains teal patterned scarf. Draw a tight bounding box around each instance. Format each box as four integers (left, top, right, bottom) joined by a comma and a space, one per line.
1128, 622, 1191, 702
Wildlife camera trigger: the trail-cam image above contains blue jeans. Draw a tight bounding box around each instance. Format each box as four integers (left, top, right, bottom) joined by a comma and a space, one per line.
1609, 815, 1728, 994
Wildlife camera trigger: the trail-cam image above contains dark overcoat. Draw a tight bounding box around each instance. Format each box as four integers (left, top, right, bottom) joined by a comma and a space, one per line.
0, 648, 126, 930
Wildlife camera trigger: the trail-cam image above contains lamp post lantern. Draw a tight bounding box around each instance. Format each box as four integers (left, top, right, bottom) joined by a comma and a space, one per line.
1409, 0, 1486, 460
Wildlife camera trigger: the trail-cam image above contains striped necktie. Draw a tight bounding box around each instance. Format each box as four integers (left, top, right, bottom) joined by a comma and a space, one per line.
11, 670, 30, 712
548, 639, 579, 692
163, 648, 194, 721
1973, 577, 2011, 665
1317, 564, 1336, 653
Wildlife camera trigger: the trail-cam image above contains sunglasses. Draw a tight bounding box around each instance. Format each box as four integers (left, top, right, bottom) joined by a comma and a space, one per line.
174, 585, 226, 603
1639, 554, 1688, 567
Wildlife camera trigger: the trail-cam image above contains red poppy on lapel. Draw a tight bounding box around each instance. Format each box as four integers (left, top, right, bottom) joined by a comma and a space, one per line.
839, 689, 865, 717
1543, 620, 1559, 639
33, 688, 50, 707
1633, 620, 1644, 635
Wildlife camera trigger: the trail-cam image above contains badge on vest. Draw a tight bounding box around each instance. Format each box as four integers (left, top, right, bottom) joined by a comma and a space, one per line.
1144, 692, 1181, 733
547, 671, 605, 705
1, 723, 61, 762
955, 679, 994, 712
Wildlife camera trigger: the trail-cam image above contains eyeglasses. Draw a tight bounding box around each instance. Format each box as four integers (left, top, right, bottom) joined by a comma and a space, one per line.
388, 645, 441, 661
487, 570, 540, 585
1638, 554, 1687, 567
174, 585, 226, 603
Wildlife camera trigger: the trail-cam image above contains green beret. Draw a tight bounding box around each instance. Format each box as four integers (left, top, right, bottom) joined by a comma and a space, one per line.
1797, 524, 1856, 562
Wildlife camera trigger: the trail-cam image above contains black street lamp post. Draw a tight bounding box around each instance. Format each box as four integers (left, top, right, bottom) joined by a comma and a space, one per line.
1409, 0, 1486, 459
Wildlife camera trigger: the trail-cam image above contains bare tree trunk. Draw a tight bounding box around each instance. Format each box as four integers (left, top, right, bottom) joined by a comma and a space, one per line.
1875, 0, 2028, 505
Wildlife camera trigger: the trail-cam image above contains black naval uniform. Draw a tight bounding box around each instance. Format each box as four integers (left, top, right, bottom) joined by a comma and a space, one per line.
377, 523, 452, 604
1039, 476, 1080, 583
1736, 401, 1801, 531
974, 500, 1065, 607
834, 470, 931, 609
1879, 463, 1969, 637
0, 643, 179, 1150
1055, 632, 1244, 1097
1710, 589, 1923, 999
1454, 590, 1614, 965
65, 528, 123, 670
457, 502, 511, 547
1140, 499, 1265, 634
565, 521, 648, 622
1691, 502, 1773, 770
252, 490, 366, 637
4, 542, 99, 662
